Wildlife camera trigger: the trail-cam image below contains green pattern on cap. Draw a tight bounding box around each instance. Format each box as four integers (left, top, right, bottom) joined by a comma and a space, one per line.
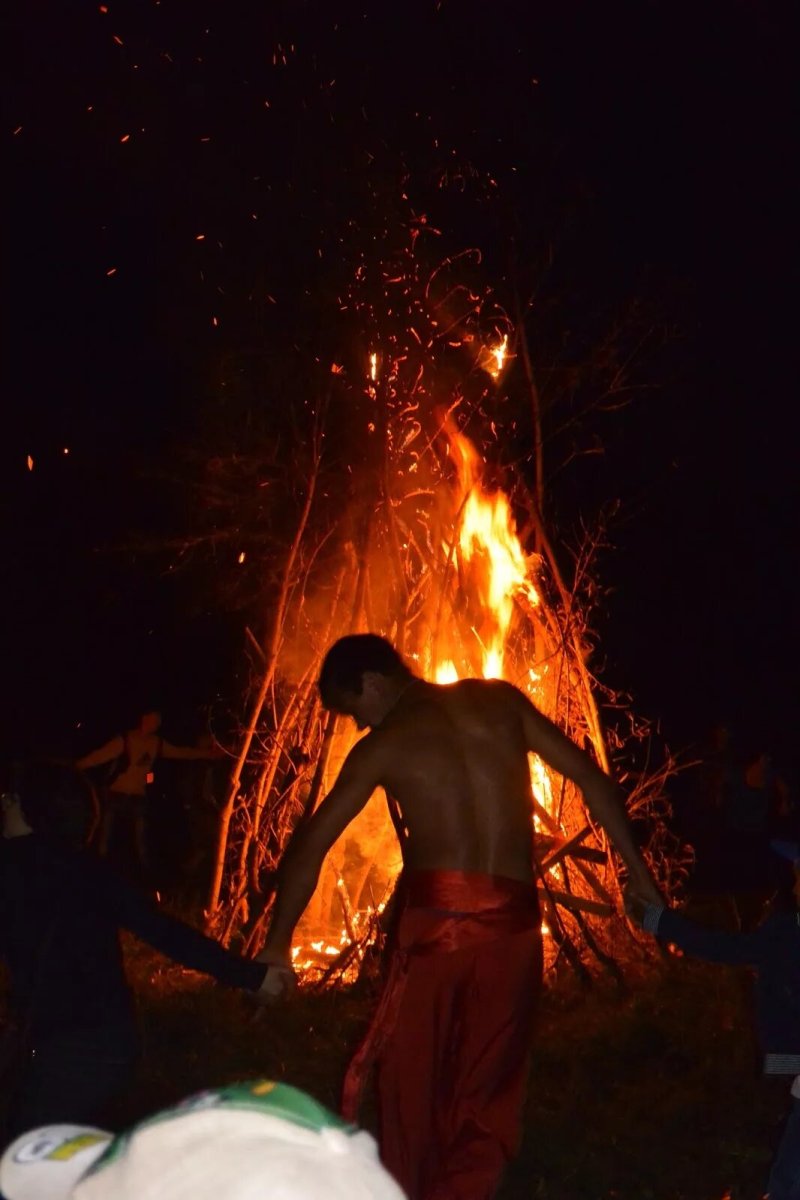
195, 1080, 354, 1134
83, 1081, 354, 1179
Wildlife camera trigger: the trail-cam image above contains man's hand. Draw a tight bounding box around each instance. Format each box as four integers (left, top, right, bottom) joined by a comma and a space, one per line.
253, 942, 296, 1005
254, 963, 297, 1007
623, 864, 663, 910
623, 883, 649, 926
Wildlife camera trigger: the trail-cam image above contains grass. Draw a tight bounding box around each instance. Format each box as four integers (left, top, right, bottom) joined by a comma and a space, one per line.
117, 919, 786, 1200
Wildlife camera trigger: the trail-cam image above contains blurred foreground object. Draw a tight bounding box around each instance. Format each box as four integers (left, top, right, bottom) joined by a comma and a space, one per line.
0, 1079, 407, 1199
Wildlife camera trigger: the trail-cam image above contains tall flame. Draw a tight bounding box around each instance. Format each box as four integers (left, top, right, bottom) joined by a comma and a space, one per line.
445, 428, 539, 681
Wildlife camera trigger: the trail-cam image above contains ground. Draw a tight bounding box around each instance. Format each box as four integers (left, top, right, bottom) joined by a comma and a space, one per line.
116, 926, 785, 1200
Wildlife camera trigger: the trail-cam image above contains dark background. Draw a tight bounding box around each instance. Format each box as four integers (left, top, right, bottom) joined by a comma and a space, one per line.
1, 1, 796, 768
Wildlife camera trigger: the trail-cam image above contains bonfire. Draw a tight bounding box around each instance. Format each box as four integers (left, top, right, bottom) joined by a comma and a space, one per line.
203, 217, 679, 984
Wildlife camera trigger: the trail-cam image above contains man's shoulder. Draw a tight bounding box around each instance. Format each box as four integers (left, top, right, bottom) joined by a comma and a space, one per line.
447, 676, 522, 699
343, 728, 386, 762
449, 676, 529, 713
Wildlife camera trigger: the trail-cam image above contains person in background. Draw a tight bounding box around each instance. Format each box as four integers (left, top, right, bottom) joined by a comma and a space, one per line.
625, 840, 800, 1200
75, 711, 220, 878
0, 761, 279, 1142
256, 633, 662, 1200
716, 741, 793, 931
0, 1079, 407, 1199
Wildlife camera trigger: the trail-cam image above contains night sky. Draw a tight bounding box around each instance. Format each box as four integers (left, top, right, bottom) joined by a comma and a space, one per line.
1, 2, 796, 769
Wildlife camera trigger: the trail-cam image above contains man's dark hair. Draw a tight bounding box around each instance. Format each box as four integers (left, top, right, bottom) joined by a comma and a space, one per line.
130, 703, 161, 727
319, 634, 411, 708
11, 760, 92, 844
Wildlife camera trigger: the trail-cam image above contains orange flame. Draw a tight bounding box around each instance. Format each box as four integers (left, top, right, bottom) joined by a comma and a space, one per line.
445, 429, 539, 682
481, 332, 510, 380
294, 425, 557, 976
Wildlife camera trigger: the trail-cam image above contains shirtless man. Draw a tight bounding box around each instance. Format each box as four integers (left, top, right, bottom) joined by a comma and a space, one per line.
258, 634, 661, 1200
77, 710, 218, 872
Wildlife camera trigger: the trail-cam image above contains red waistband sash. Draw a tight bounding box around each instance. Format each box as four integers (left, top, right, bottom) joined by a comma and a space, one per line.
399, 869, 539, 953
341, 870, 539, 1120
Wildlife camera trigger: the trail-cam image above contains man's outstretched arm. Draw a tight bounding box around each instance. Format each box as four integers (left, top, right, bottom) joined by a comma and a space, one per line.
258, 736, 383, 967
161, 740, 219, 761
95, 855, 269, 991
517, 691, 662, 906
76, 736, 124, 771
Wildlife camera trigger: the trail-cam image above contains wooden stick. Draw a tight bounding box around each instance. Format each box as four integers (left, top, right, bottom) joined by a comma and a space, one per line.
538, 887, 612, 919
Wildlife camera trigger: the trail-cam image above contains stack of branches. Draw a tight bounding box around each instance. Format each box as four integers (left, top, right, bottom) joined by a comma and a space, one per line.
200, 219, 685, 983
203, 414, 682, 983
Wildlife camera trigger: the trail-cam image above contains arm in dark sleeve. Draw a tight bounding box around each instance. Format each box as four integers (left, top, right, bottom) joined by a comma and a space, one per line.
93, 859, 267, 990
653, 905, 766, 968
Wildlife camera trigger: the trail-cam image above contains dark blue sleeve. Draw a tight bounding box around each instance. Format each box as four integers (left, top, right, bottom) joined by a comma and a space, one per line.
90, 858, 267, 990
656, 907, 767, 967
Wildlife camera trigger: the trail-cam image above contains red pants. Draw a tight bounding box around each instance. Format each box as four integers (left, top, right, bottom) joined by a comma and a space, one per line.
342, 870, 543, 1200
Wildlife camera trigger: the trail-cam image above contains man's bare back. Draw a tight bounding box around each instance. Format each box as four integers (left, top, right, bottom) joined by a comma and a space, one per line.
359, 678, 541, 883
259, 638, 661, 966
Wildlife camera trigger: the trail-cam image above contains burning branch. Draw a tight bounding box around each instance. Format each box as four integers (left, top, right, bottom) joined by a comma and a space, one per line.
206, 403, 326, 926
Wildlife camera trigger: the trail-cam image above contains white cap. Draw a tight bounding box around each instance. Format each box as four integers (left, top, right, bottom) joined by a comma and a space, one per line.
0, 1126, 112, 1200
1, 1081, 406, 1200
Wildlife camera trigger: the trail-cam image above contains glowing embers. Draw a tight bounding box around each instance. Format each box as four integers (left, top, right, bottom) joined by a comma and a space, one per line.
366, 350, 380, 401
292, 892, 388, 984
480, 332, 510, 380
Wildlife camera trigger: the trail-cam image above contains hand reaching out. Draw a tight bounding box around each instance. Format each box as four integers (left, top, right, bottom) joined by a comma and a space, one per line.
623, 884, 650, 925
254, 963, 297, 1007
